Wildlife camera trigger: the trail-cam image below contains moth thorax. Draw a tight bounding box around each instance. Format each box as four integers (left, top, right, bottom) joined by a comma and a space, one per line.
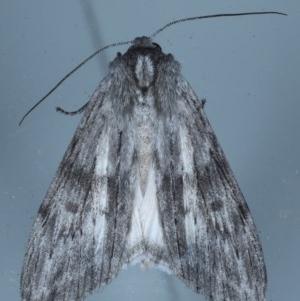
135, 55, 154, 89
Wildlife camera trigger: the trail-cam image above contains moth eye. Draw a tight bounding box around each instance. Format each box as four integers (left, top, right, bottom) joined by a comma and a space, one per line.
152, 42, 162, 51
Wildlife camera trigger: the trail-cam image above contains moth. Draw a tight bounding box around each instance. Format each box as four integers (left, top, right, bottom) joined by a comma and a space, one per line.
20, 12, 285, 301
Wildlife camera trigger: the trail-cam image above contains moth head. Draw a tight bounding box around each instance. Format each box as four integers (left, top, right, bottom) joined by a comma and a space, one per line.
130, 36, 162, 52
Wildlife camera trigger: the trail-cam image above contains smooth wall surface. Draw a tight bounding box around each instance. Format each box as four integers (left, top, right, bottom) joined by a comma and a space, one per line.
1, 1, 299, 301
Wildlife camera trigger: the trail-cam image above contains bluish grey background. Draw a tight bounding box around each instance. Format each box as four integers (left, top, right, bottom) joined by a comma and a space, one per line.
1, 1, 299, 300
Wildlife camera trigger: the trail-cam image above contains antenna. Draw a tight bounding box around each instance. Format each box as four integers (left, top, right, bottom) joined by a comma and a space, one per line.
19, 11, 286, 125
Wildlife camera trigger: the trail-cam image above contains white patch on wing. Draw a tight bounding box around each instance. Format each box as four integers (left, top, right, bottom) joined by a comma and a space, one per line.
127, 163, 165, 252
138, 164, 164, 245
95, 127, 109, 177
88, 128, 110, 253
179, 124, 206, 243
179, 124, 194, 174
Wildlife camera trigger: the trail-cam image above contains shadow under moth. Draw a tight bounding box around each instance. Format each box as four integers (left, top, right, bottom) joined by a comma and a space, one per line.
20, 11, 286, 301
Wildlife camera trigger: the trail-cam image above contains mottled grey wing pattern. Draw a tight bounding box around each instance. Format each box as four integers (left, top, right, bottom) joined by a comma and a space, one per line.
21, 36, 266, 301
20, 73, 139, 301
154, 76, 267, 301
